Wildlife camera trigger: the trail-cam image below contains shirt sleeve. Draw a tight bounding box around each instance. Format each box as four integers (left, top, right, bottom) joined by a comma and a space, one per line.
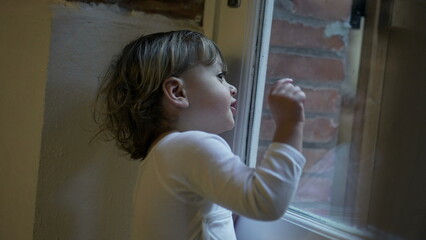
159, 131, 306, 221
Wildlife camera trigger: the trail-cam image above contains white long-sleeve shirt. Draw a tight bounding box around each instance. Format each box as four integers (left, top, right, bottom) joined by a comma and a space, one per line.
131, 131, 305, 240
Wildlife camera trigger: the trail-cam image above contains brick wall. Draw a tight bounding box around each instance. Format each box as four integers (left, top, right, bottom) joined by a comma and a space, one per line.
67, 0, 204, 24
259, 0, 353, 217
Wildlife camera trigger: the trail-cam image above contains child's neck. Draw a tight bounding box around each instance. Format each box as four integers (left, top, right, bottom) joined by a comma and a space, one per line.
148, 130, 177, 153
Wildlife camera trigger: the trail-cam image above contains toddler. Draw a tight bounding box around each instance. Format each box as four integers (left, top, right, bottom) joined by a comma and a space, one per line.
94, 30, 306, 240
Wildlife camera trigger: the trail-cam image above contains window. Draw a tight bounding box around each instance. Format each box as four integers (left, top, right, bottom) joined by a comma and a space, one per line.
257, 0, 365, 232
209, 0, 426, 239
248, 0, 374, 238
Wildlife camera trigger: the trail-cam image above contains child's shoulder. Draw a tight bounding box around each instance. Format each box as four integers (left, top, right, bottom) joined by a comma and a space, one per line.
179, 130, 221, 139
148, 131, 233, 167
165, 130, 226, 145
156, 130, 230, 153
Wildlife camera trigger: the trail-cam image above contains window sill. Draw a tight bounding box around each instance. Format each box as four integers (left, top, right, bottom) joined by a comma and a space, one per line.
235, 209, 374, 240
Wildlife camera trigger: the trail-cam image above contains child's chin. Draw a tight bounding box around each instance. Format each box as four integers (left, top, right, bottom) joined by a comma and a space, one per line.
209, 120, 235, 134
222, 122, 236, 133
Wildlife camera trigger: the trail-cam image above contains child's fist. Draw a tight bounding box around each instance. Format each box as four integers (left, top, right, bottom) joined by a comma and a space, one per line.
268, 78, 306, 124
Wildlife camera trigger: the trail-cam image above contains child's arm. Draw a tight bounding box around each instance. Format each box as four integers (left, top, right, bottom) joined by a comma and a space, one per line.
165, 80, 306, 221
233, 82, 304, 222
268, 78, 305, 152
181, 133, 305, 220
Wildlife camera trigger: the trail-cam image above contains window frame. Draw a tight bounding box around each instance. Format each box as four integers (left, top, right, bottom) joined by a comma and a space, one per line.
204, 0, 273, 166
205, 0, 387, 239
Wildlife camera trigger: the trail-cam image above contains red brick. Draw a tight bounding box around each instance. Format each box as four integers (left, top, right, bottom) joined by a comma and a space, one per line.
293, 0, 352, 21
302, 148, 335, 174
304, 117, 338, 143
304, 87, 341, 113
260, 116, 339, 143
262, 84, 341, 114
262, 83, 272, 110
259, 115, 275, 141
294, 176, 332, 203
270, 19, 344, 51
68, 0, 205, 22
267, 53, 344, 82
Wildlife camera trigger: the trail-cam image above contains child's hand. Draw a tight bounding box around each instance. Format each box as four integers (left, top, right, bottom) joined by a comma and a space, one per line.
268, 78, 306, 125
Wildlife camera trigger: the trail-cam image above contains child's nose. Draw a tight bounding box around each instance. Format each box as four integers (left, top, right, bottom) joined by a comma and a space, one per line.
229, 84, 237, 96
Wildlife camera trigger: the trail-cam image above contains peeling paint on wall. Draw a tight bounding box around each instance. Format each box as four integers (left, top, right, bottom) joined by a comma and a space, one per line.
324, 21, 350, 38
66, 0, 205, 24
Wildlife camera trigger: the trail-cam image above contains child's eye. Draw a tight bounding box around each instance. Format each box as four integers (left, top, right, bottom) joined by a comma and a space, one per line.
217, 72, 227, 82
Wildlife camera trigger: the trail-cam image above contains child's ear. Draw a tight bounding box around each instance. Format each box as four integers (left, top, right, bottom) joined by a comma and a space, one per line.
162, 77, 189, 108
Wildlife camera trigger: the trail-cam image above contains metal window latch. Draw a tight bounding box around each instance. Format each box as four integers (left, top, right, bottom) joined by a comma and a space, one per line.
228, 0, 241, 8
350, 0, 366, 29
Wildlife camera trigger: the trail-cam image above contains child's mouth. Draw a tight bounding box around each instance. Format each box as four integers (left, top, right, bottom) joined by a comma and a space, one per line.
231, 101, 237, 116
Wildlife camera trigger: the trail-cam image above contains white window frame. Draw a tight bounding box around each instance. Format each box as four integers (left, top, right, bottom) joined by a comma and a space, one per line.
204, 0, 273, 167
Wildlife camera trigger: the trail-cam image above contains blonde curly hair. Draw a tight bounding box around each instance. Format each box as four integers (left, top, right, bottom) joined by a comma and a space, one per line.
94, 30, 226, 160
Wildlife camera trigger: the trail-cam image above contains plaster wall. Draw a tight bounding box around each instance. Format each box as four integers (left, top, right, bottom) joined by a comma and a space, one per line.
33, 2, 200, 240
0, 1, 51, 239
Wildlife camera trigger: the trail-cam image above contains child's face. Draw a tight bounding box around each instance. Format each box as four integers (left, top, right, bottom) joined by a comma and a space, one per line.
178, 59, 237, 134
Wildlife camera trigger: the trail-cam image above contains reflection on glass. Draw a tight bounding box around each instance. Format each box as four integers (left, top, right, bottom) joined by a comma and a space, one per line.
255, 1, 426, 239
257, 1, 426, 239
256, 0, 366, 234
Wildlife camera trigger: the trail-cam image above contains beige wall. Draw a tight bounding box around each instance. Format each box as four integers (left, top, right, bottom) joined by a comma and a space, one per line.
0, 0, 51, 239
1, 1, 200, 239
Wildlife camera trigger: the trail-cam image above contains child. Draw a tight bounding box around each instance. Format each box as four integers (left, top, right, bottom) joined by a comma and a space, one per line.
94, 30, 306, 240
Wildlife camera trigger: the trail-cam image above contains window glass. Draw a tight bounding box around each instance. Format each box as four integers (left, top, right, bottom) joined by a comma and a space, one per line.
256, 0, 367, 232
